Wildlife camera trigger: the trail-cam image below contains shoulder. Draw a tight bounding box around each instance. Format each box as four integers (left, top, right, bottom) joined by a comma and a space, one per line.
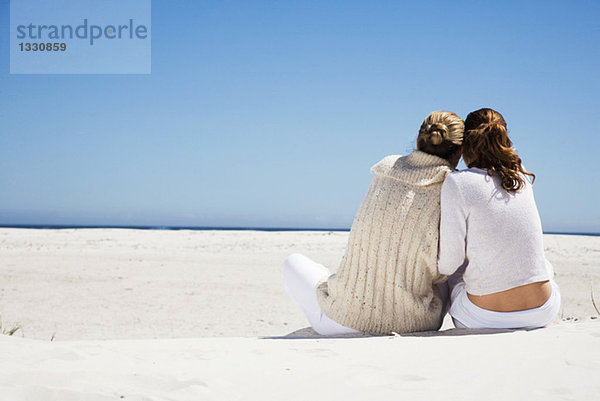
445, 168, 492, 188
442, 168, 490, 200
441, 171, 462, 199
369, 155, 402, 174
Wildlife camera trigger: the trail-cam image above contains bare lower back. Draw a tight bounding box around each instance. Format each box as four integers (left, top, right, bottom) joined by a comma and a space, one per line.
467, 280, 552, 312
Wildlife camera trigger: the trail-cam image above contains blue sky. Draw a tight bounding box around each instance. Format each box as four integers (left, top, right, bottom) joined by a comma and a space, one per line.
0, 0, 599, 232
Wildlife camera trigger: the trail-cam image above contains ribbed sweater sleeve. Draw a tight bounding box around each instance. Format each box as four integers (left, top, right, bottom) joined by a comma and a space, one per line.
438, 173, 467, 276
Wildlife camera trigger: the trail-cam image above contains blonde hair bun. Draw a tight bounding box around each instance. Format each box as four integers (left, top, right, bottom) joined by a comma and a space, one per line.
425, 123, 447, 145
416, 111, 464, 159
430, 130, 443, 145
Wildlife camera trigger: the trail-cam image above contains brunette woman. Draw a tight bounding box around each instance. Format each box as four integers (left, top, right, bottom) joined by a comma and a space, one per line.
439, 108, 560, 329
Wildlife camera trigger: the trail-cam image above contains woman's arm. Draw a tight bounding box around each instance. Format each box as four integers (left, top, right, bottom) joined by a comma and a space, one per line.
438, 173, 468, 276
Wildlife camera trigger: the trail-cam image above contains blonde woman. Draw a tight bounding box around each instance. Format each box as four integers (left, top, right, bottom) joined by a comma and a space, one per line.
283, 111, 464, 335
439, 108, 560, 329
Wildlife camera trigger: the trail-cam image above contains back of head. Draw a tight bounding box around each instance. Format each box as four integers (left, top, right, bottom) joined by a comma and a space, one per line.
417, 111, 464, 161
463, 108, 534, 192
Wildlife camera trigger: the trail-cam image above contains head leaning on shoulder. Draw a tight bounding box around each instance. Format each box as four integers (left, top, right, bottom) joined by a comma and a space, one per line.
462, 107, 535, 192
416, 110, 464, 168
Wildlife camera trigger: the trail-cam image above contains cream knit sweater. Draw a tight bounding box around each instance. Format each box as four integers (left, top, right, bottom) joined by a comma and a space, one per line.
316, 150, 453, 334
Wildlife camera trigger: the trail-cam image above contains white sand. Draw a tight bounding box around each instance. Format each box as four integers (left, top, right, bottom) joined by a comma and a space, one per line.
0, 228, 599, 400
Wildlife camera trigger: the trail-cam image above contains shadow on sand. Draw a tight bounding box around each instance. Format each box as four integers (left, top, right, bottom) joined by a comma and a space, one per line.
259, 326, 541, 340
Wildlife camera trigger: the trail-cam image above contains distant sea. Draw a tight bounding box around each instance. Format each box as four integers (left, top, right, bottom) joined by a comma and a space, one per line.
0, 225, 598, 237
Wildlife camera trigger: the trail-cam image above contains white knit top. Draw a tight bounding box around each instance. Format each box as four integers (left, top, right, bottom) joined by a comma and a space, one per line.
316, 150, 453, 334
438, 167, 553, 296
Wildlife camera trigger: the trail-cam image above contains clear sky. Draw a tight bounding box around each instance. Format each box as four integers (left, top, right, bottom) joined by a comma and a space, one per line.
1, 0, 599, 232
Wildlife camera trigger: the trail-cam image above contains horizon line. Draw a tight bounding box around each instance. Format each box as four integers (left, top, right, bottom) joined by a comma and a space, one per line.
0, 224, 598, 237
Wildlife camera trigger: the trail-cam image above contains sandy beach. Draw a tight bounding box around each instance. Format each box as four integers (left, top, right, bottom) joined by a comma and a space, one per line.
0, 228, 599, 400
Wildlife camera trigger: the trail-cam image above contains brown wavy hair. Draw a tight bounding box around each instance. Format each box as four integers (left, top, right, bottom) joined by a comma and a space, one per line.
463, 108, 535, 192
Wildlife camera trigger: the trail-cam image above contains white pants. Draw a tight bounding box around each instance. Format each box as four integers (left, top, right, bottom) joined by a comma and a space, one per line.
283, 253, 364, 335
449, 279, 561, 329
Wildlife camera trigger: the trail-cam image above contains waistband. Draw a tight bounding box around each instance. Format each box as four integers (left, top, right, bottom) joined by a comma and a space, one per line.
450, 280, 562, 331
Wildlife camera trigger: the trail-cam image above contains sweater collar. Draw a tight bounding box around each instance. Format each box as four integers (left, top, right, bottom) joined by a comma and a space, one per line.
405, 150, 453, 169
370, 150, 453, 187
